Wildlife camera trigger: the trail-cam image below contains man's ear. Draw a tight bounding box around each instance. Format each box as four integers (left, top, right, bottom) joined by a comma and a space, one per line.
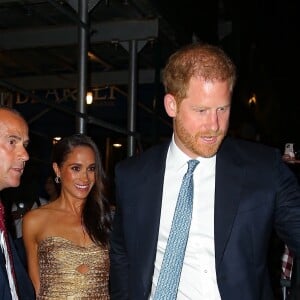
164, 94, 177, 117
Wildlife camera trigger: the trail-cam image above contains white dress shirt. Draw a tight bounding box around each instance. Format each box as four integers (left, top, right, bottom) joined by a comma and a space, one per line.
150, 137, 221, 299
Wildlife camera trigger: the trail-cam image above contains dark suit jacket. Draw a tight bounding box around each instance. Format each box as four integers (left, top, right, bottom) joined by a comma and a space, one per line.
110, 136, 300, 300
0, 235, 35, 300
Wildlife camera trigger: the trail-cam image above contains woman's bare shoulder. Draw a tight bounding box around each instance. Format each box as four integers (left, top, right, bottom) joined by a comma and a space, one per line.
23, 201, 57, 225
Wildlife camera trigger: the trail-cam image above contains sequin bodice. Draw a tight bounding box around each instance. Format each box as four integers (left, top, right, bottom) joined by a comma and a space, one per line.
37, 236, 110, 300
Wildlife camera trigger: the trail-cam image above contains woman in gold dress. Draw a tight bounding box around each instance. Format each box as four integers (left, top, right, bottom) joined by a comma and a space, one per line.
22, 134, 112, 299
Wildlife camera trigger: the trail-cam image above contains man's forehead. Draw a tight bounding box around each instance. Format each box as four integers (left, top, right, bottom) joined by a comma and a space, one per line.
0, 112, 29, 141
0, 127, 29, 141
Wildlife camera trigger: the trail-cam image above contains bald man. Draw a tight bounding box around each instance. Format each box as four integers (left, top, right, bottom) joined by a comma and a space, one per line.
0, 106, 35, 299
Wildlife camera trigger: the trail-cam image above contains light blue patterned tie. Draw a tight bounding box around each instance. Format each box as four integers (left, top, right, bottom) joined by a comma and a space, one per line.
154, 159, 199, 300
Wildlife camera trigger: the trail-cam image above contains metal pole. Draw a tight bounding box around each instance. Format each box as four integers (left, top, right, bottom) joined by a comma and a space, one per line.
127, 39, 137, 157
77, 0, 88, 134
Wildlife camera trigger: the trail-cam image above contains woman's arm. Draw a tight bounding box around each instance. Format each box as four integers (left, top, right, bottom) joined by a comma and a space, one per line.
22, 210, 41, 295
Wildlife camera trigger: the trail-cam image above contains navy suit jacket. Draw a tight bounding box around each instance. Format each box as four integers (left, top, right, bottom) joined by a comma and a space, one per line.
110, 136, 300, 300
0, 235, 35, 300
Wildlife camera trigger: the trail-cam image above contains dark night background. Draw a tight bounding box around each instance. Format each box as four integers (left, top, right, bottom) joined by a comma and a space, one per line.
152, 0, 299, 150
0, 0, 299, 172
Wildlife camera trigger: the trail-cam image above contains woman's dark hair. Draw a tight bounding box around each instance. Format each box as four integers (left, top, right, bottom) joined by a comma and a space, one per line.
52, 134, 112, 246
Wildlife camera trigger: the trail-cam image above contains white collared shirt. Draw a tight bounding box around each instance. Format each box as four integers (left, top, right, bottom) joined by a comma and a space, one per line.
150, 137, 221, 299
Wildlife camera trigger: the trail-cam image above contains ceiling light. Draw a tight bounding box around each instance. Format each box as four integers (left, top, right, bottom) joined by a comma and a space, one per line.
53, 137, 62, 144
113, 143, 122, 148
86, 91, 93, 105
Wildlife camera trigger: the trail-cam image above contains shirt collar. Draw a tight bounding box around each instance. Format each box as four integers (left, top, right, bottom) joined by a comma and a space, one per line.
167, 134, 216, 171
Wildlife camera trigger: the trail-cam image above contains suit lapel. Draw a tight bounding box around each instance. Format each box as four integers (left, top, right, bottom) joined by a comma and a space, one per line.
132, 138, 244, 290
214, 138, 244, 269
0, 247, 8, 280
135, 143, 169, 291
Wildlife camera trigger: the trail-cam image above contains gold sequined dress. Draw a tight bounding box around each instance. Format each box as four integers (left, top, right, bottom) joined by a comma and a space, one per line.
37, 236, 110, 300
